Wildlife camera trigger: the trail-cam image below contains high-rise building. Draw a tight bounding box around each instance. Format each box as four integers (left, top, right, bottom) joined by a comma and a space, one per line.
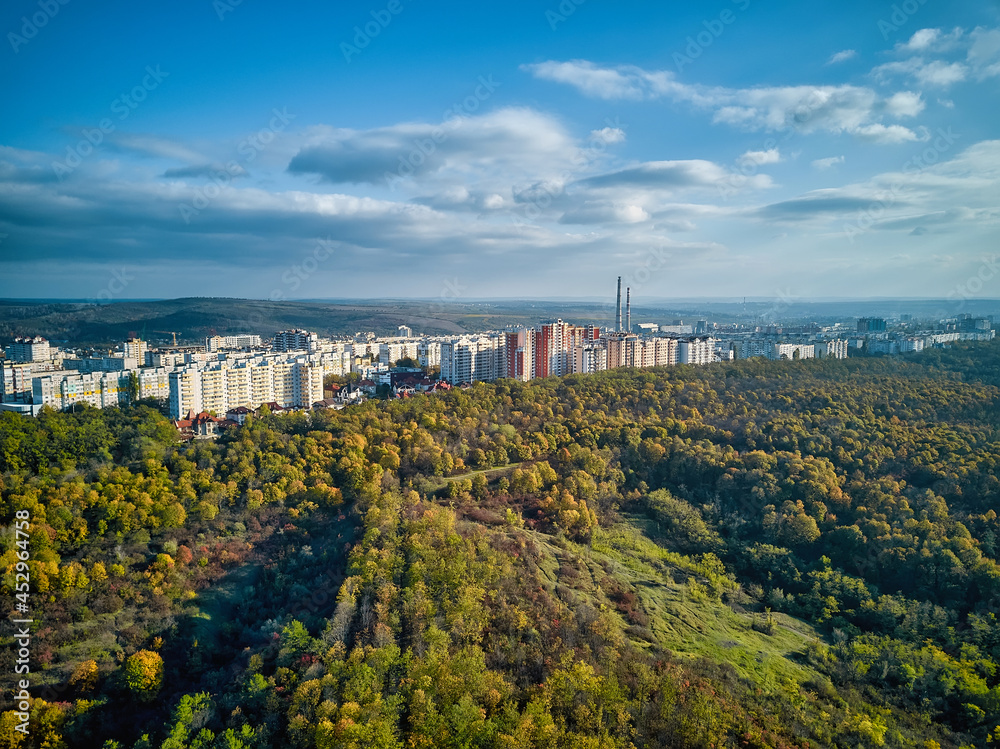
167, 356, 324, 418
678, 337, 716, 365
272, 330, 319, 353
440, 335, 507, 384
857, 317, 887, 333
6, 336, 51, 363
206, 334, 263, 352
398, 325, 413, 338
573, 344, 607, 374
504, 328, 534, 381
772, 343, 815, 360
124, 338, 148, 362
815, 340, 849, 359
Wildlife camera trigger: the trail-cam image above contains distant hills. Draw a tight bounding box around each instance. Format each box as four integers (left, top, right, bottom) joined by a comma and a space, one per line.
1, 296, 997, 347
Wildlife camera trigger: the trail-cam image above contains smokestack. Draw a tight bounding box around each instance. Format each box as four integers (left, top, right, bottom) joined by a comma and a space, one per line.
626, 287, 631, 333
615, 276, 622, 332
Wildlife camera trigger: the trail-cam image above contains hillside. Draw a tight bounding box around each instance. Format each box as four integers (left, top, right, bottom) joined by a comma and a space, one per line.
2, 342, 1000, 747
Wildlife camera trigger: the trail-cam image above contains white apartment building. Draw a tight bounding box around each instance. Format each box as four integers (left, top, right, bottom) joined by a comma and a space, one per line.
206, 334, 263, 352
168, 356, 324, 418
273, 330, 319, 353
6, 336, 51, 363
734, 339, 774, 360
440, 336, 506, 384
64, 356, 138, 373
815, 339, 849, 359
418, 340, 441, 368
678, 337, 716, 365
573, 344, 607, 374
898, 338, 925, 353
647, 337, 679, 367
773, 343, 815, 360
379, 341, 419, 366
146, 351, 184, 368
124, 338, 148, 362
1, 361, 58, 404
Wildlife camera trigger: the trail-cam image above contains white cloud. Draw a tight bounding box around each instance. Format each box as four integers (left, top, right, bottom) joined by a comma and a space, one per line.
527, 60, 925, 143
968, 27, 1000, 78
521, 60, 678, 100
851, 123, 924, 144
827, 49, 856, 65
288, 107, 591, 191
591, 126, 626, 144
900, 28, 942, 52
875, 58, 968, 88
559, 203, 650, 224
106, 133, 206, 163
757, 140, 1000, 230
812, 156, 844, 170
737, 148, 781, 167
884, 91, 925, 118
896, 28, 964, 54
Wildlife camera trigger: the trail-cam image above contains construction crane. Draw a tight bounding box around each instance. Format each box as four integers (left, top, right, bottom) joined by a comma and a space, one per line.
153, 331, 180, 347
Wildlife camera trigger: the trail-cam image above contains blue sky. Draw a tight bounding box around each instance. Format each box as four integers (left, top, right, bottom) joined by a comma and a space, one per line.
1, 0, 998, 302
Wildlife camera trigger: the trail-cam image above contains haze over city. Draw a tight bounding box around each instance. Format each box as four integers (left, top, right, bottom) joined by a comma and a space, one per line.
1, 0, 998, 302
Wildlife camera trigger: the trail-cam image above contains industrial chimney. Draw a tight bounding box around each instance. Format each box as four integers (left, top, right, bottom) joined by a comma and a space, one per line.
626, 287, 631, 333
615, 276, 622, 332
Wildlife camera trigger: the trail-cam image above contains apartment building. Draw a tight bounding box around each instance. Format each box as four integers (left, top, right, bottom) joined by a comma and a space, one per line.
6, 336, 51, 363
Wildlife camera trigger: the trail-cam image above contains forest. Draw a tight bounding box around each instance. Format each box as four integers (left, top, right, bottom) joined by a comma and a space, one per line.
2, 340, 1000, 748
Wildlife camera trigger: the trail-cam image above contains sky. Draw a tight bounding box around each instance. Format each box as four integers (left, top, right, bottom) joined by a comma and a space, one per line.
0, 0, 998, 303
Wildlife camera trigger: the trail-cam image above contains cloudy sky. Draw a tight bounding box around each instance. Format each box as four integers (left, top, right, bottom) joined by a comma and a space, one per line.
0, 0, 998, 302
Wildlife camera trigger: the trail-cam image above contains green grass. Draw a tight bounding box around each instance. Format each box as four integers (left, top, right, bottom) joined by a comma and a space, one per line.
525, 515, 823, 694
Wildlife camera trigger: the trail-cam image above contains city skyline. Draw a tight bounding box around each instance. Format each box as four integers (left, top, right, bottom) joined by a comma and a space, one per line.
1, 0, 998, 301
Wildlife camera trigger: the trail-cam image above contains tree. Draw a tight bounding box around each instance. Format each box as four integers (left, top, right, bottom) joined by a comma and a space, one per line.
124, 650, 164, 701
